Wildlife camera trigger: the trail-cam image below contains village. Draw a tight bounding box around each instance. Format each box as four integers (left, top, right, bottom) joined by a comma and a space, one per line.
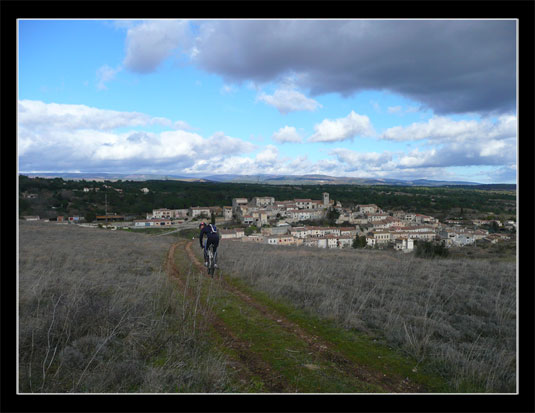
23, 189, 515, 252
22, 189, 516, 252
94, 191, 513, 252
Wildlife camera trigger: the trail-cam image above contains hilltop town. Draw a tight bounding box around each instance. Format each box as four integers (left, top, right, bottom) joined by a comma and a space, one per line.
21, 179, 516, 253
124, 192, 514, 252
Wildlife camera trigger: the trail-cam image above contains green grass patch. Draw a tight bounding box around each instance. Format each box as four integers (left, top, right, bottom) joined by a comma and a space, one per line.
222, 275, 453, 393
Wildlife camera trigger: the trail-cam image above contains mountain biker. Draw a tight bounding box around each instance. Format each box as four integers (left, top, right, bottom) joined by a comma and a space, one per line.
199, 222, 220, 268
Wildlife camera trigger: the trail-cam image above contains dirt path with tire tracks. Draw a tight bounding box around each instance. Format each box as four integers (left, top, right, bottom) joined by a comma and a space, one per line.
166, 241, 291, 392
168, 241, 425, 393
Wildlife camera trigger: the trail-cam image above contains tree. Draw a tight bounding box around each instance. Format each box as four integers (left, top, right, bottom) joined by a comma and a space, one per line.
244, 225, 258, 236
352, 235, 367, 249
210, 212, 216, 225
327, 206, 340, 225
84, 211, 96, 223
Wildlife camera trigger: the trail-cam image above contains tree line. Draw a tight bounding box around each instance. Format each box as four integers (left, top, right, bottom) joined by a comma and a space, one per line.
19, 175, 516, 221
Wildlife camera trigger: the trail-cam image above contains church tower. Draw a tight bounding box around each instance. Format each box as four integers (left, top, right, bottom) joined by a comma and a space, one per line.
323, 192, 329, 207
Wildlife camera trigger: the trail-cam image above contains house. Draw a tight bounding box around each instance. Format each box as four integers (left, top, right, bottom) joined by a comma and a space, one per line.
223, 206, 233, 220
242, 215, 255, 225
23, 216, 40, 221
140, 188, 149, 194
189, 207, 211, 218
338, 236, 354, 248
290, 227, 308, 238
242, 234, 265, 243
271, 223, 291, 235
232, 198, 249, 212
266, 235, 295, 246
339, 227, 358, 237
394, 237, 414, 252
357, 204, 380, 214
370, 230, 391, 245
324, 235, 339, 249
220, 229, 238, 239
209, 206, 223, 216
220, 229, 245, 239
251, 210, 269, 226
414, 214, 439, 225
153, 208, 174, 219
133, 219, 172, 227
367, 213, 390, 223
251, 197, 275, 207
294, 199, 315, 210
96, 214, 124, 222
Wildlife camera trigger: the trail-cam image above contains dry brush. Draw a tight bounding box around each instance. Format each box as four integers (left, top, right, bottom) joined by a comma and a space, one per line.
218, 241, 516, 392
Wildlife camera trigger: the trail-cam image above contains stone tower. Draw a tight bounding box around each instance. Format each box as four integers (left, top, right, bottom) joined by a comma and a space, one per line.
323, 192, 329, 207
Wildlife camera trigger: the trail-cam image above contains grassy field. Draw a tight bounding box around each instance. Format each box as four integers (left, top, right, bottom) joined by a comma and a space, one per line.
18, 221, 230, 393
18, 221, 516, 393
216, 241, 517, 393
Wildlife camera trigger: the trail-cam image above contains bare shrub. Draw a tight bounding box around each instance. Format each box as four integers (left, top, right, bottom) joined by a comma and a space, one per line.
18, 221, 231, 393
218, 241, 516, 392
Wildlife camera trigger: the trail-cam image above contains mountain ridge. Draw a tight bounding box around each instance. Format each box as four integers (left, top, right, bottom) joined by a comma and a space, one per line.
19, 172, 515, 188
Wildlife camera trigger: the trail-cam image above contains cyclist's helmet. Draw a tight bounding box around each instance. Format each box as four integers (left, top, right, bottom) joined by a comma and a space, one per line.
199, 222, 205, 229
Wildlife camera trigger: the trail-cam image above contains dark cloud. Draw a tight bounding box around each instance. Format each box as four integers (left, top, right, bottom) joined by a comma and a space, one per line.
189, 20, 516, 115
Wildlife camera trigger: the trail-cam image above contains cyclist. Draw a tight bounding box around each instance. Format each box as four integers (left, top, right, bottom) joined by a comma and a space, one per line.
199, 222, 220, 268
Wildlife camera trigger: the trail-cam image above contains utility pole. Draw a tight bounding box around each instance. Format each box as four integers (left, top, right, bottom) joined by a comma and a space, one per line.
105, 193, 108, 223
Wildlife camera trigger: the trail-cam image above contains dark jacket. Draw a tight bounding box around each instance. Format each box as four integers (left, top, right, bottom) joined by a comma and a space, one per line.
199, 224, 219, 248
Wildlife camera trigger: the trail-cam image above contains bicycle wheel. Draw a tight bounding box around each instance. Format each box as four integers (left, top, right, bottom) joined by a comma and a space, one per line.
208, 246, 215, 277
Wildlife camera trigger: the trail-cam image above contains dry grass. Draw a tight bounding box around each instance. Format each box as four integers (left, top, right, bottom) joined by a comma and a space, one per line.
18, 221, 230, 393
218, 241, 516, 392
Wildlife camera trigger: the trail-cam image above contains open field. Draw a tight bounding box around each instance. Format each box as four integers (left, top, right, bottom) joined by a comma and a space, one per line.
18, 221, 516, 393
217, 241, 517, 392
18, 221, 231, 393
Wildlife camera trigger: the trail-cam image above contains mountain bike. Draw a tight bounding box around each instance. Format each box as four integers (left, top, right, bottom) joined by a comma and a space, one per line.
207, 243, 216, 277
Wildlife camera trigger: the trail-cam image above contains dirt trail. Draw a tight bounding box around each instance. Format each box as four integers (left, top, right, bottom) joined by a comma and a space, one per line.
183, 241, 426, 393
165, 241, 291, 392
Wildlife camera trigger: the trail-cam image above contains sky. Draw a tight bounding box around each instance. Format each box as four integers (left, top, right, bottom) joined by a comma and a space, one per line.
17, 19, 517, 183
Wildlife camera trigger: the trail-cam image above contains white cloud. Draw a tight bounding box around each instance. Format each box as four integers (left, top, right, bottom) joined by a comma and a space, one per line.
387, 106, 402, 114
272, 126, 303, 143
96, 65, 122, 90
220, 84, 235, 95
18, 100, 255, 173
308, 111, 375, 143
257, 87, 321, 114
381, 115, 516, 143
123, 20, 191, 73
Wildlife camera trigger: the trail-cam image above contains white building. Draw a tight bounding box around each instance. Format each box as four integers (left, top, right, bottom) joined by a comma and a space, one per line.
189, 207, 211, 218
394, 237, 414, 252
223, 206, 233, 220
358, 204, 380, 214
251, 197, 275, 207
134, 219, 172, 227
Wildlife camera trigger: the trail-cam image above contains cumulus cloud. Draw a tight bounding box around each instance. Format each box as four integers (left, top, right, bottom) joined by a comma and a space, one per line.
117, 20, 515, 115
17, 100, 254, 174
186, 20, 516, 115
257, 86, 321, 114
308, 111, 375, 143
123, 20, 191, 73
330, 149, 394, 171
272, 126, 303, 143
381, 115, 517, 143
96, 65, 121, 90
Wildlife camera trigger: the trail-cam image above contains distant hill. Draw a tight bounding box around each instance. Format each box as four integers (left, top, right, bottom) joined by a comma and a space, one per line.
20, 172, 211, 183
201, 174, 485, 187
19, 172, 515, 190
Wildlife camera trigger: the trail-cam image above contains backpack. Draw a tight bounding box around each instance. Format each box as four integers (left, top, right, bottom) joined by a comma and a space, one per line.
209, 224, 218, 234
